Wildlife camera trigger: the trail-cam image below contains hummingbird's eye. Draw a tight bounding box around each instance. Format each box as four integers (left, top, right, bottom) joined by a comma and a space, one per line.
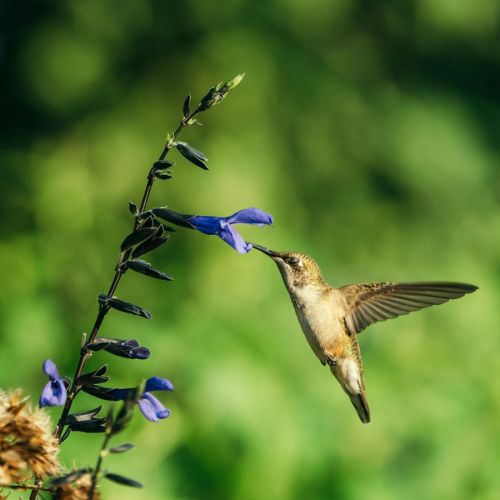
287, 256, 300, 266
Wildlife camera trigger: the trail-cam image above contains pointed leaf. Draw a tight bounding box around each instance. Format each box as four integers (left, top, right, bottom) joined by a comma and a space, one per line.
78, 365, 109, 386
152, 160, 174, 171
131, 232, 169, 259
86, 341, 112, 352
104, 473, 143, 488
109, 443, 136, 454
154, 170, 173, 180
99, 295, 152, 319
129, 201, 138, 216
120, 228, 155, 252
66, 406, 103, 424
183, 94, 191, 118
90, 337, 150, 360
82, 384, 121, 401
67, 416, 106, 433
151, 207, 195, 229
175, 142, 209, 170
124, 260, 173, 281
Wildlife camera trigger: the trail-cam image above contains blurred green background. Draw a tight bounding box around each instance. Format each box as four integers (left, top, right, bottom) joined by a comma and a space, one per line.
1, 1, 499, 499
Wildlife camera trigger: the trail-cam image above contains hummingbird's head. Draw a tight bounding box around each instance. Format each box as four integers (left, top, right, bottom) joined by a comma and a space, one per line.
251, 244, 324, 288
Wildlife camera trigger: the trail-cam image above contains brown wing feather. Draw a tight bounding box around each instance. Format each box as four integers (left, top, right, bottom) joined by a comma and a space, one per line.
340, 282, 477, 335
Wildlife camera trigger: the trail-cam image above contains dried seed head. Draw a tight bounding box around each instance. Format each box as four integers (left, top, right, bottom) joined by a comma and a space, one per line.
0, 390, 61, 483
54, 473, 101, 500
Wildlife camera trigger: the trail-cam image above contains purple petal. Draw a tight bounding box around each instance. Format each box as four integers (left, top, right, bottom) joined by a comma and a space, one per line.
39, 379, 67, 407
219, 224, 252, 253
187, 215, 224, 235
227, 208, 273, 226
138, 393, 170, 422
123, 339, 139, 347
145, 376, 174, 392
42, 359, 60, 380
131, 347, 150, 359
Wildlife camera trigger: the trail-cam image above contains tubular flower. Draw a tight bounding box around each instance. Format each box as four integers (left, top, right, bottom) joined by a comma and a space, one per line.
188, 207, 273, 253
39, 360, 67, 408
110, 377, 173, 422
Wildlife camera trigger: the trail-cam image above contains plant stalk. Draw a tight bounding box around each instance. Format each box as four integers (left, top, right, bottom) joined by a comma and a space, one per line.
53, 111, 197, 443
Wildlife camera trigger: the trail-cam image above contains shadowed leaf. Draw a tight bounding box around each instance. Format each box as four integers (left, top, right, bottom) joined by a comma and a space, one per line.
124, 259, 173, 281
151, 207, 194, 229
109, 443, 136, 454
120, 227, 155, 252
78, 365, 109, 385
183, 94, 191, 118
82, 384, 121, 401
104, 473, 143, 488
128, 201, 138, 216
175, 142, 209, 170
98, 294, 152, 319
152, 160, 174, 171
131, 226, 169, 258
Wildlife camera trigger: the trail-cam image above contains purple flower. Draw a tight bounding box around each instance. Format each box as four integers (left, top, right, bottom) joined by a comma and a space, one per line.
39, 359, 67, 407
187, 207, 273, 254
110, 376, 173, 422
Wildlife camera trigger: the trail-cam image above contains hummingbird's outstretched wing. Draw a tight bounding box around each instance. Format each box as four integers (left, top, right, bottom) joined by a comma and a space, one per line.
340, 282, 477, 335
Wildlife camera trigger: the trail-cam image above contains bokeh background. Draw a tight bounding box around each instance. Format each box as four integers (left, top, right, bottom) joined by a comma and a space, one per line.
1, 1, 499, 499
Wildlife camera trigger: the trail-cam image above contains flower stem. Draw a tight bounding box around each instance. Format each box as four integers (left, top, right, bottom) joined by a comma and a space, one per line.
88, 430, 112, 500
53, 110, 198, 442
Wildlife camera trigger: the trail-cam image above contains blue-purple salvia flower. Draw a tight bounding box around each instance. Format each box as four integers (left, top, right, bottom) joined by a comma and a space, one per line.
39, 359, 67, 407
187, 207, 273, 253
110, 376, 173, 422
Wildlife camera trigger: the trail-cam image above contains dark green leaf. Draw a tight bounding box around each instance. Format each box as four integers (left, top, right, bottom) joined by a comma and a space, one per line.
98, 294, 152, 319
120, 228, 155, 252
78, 365, 109, 386
128, 201, 138, 216
86, 341, 112, 352
154, 170, 173, 180
104, 473, 143, 488
152, 160, 174, 171
109, 443, 136, 454
131, 231, 169, 259
89, 337, 150, 360
66, 406, 103, 424
67, 416, 106, 433
151, 207, 194, 229
124, 260, 173, 281
175, 142, 209, 170
82, 384, 121, 401
183, 94, 191, 118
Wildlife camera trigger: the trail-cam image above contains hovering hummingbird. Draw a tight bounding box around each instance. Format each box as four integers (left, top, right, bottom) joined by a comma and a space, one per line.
251, 244, 477, 424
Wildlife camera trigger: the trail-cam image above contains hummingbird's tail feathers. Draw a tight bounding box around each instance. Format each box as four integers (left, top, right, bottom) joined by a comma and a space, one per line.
329, 358, 371, 424
340, 281, 478, 335
349, 391, 371, 424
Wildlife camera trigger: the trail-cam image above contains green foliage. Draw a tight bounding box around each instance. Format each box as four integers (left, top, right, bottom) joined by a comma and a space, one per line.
1, 1, 498, 499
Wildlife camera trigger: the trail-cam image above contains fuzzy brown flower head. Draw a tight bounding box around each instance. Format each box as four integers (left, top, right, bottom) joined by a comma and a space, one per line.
54, 473, 101, 500
0, 390, 60, 484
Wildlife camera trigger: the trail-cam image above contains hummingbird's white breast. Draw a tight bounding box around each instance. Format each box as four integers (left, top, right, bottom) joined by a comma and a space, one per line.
288, 285, 346, 363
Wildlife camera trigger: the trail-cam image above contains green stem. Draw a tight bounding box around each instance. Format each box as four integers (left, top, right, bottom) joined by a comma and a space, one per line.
53, 110, 199, 442
88, 430, 112, 500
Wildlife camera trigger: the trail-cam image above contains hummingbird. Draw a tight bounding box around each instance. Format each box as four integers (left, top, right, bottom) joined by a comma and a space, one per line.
251, 244, 477, 424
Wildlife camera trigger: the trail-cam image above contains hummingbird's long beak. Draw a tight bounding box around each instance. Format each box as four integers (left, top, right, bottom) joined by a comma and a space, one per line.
250, 243, 279, 258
